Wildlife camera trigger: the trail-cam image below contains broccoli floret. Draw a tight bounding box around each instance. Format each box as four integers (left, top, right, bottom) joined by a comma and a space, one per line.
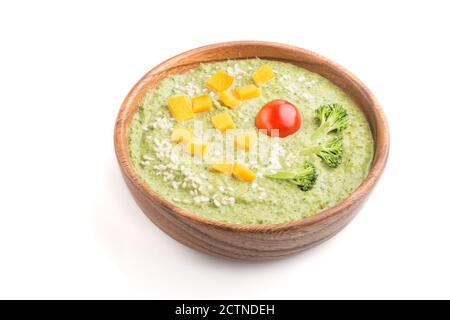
302, 136, 344, 168
265, 161, 318, 191
312, 104, 349, 141
317, 137, 344, 168
291, 161, 318, 191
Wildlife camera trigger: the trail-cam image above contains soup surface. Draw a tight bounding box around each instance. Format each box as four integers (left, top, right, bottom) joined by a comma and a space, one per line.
128, 59, 373, 224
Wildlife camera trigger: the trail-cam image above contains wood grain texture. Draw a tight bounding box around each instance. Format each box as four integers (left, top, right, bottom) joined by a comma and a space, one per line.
114, 41, 390, 261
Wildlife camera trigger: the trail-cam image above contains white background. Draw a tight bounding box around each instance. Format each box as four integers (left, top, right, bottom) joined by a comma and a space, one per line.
1, 0, 449, 300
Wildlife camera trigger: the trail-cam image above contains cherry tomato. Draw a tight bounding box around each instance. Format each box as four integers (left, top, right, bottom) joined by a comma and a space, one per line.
255, 99, 302, 137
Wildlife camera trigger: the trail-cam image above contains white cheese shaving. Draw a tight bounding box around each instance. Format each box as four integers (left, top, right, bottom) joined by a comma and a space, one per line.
150, 117, 173, 130
302, 92, 314, 101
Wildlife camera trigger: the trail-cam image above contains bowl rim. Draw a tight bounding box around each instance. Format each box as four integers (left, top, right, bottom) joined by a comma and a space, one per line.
114, 41, 390, 233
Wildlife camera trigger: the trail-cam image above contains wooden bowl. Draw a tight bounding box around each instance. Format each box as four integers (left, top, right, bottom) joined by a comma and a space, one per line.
114, 41, 389, 261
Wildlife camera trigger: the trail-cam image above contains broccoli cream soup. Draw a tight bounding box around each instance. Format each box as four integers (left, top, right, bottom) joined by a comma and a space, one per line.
128, 59, 373, 224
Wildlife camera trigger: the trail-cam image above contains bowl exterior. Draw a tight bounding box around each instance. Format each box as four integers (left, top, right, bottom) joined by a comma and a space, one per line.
114, 41, 389, 261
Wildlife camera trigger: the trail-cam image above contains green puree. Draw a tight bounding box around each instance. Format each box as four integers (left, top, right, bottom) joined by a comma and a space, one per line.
128, 59, 374, 224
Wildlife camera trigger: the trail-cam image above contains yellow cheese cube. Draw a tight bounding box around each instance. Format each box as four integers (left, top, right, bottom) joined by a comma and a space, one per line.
252, 65, 275, 85
218, 91, 241, 109
167, 96, 194, 121
210, 162, 233, 174
234, 85, 260, 100
211, 112, 235, 132
186, 141, 207, 157
232, 163, 256, 182
170, 128, 192, 144
206, 70, 234, 92
192, 94, 213, 113
234, 131, 256, 151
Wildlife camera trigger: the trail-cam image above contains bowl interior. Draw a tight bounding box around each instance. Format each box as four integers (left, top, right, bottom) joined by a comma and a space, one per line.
114, 41, 389, 231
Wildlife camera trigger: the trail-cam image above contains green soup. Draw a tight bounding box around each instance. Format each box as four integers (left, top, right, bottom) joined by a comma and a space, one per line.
128, 59, 373, 224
